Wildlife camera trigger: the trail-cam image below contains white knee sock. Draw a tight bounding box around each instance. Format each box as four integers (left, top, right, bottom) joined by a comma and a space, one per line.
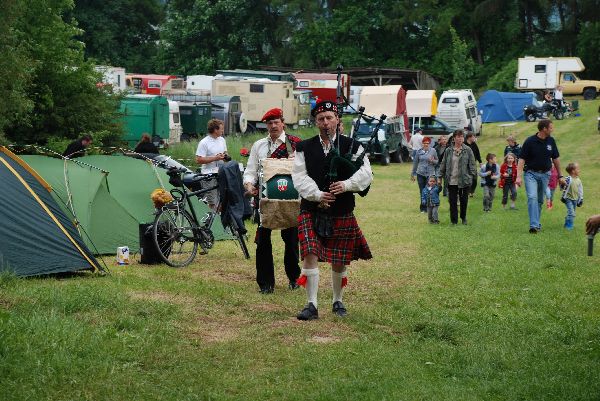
302, 268, 319, 308
331, 268, 347, 303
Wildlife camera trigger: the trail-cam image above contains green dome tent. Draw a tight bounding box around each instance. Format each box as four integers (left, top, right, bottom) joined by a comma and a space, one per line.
21, 154, 228, 255
0, 147, 101, 276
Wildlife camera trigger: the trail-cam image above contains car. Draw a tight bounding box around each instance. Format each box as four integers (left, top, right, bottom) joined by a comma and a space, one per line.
350, 117, 409, 166
408, 116, 454, 139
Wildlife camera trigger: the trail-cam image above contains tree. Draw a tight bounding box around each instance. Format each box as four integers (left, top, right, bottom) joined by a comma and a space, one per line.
71, 0, 165, 72
0, 1, 33, 140
4, 0, 122, 145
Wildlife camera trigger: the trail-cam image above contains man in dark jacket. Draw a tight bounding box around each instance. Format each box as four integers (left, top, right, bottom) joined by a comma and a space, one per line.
465, 132, 481, 196
291, 101, 373, 320
63, 135, 92, 158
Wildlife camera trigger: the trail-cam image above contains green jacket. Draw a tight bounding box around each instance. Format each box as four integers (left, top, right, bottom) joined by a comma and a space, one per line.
439, 144, 477, 188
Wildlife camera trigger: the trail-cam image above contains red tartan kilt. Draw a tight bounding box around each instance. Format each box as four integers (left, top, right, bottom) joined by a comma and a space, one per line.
297, 211, 372, 265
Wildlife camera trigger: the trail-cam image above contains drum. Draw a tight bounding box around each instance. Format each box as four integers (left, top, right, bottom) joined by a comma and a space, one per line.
258, 158, 299, 200
258, 158, 300, 229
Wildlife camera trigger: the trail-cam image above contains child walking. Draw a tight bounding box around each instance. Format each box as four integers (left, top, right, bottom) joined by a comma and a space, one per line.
499, 152, 518, 210
546, 165, 558, 210
479, 153, 500, 212
561, 162, 583, 230
421, 176, 440, 224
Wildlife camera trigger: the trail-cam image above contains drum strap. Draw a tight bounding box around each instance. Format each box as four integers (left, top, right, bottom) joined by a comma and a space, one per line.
285, 135, 293, 157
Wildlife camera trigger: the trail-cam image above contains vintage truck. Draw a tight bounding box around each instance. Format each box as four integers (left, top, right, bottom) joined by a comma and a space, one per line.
515, 57, 600, 100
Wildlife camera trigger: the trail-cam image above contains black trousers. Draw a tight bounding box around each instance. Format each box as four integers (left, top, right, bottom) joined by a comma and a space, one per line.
448, 185, 469, 224
416, 174, 429, 212
255, 226, 300, 289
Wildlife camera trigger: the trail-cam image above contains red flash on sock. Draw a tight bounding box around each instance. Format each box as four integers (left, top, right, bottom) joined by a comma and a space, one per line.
341, 277, 348, 288
296, 275, 308, 287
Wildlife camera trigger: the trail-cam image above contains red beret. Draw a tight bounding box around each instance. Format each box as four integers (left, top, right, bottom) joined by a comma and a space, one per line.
422, 137, 431, 144
262, 108, 283, 122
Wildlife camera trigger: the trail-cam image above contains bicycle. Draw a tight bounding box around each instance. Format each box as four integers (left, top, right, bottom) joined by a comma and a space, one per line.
152, 167, 250, 267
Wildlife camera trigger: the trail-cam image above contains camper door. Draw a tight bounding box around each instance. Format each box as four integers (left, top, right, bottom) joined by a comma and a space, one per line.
545, 60, 558, 88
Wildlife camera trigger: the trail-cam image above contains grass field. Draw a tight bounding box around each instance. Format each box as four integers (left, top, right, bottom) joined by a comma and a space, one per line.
2, 100, 600, 401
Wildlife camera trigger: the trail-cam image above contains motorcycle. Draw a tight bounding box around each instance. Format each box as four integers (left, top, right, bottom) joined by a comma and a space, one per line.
524, 101, 564, 122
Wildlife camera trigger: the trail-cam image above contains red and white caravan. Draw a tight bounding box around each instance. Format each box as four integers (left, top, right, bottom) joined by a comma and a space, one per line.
294, 73, 350, 103
125, 74, 185, 95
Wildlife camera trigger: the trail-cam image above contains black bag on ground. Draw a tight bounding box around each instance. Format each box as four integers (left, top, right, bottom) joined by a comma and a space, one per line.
139, 223, 171, 264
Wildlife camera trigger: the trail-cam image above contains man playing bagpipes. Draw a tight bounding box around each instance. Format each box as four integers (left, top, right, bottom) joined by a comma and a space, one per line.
292, 101, 373, 320
243, 108, 301, 294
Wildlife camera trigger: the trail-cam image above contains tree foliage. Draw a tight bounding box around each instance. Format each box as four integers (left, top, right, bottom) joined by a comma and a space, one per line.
1, 0, 122, 145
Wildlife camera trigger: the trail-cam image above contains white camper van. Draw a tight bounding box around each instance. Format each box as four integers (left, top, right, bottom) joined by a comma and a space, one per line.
343, 86, 363, 113
186, 75, 214, 95
167, 100, 182, 144
94, 66, 126, 92
437, 90, 482, 135
515, 56, 600, 100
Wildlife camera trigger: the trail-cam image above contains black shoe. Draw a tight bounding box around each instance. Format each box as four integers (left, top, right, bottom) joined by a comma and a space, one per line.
332, 301, 347, 317
259, 286, 274, 294
462, 219, 468, 225
297, 302, 318, 320
288, 281, 300, 290
529, 227, 538, 234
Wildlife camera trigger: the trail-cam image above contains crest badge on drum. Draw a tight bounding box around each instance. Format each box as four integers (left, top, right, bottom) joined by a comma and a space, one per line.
277, 178, 288, 192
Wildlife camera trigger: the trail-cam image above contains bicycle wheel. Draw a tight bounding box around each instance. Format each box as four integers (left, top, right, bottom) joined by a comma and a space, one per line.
152, 207, 199, 267
228, 218, 250, 259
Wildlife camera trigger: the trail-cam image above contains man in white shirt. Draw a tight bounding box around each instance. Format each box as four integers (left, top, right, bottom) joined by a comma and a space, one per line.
196, 119, 227, 209
243, 108, 301, 294
408, 128, 424, 157
292, 101, 373, 320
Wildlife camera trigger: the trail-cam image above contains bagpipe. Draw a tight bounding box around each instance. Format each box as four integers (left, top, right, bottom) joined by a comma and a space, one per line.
326, 65, 386, 197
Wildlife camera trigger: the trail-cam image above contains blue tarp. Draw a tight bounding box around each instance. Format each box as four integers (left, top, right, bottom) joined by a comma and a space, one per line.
477, 90, 537, 123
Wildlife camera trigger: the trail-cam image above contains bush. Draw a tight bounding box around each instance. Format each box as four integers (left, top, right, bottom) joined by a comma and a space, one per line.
487, 60, 518, 92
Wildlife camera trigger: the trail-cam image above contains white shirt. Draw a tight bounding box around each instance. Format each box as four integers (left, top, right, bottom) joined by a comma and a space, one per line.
196, 135, 227, 174
243, 131, 290, 185
409, 132, 424, 151
554, 88, 563, 100
292, 137, 373, 202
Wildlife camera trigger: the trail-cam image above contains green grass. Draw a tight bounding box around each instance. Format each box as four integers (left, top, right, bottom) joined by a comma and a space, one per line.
2, 100, 600, 400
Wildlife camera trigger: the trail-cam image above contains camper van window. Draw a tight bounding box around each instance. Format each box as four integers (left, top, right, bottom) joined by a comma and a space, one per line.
468, 107, 477, 118
132, 78, 142, 89
286, 89, 290, 98
149, 80, 162, 88
534, 65, 546, 73
231, 103, 239, 112
180, 109, 192, 115
299, 81, 309, 88
468, 95, 473, 101
442, 97, 459, 103
250, 84, 264, 93
173, 113, 180, 123
563, 73, 574, 82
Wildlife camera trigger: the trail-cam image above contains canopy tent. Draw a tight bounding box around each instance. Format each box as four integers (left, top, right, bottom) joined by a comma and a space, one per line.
476, 90, 537, 123
359, 85, 407, 118
0, 147, 101, 276
406, 90, 438, 117
21, 154, 228, 255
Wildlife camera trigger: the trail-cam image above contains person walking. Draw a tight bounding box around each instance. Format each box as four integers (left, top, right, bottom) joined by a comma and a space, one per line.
434, 135, 449, 196
515, 119, 565, 233
479, 153, 500, 212
243, 108, 301, 294
465, 132, 482, 197
499, 152, 518, 210
411, 137, 437, 212
438, 130, 477, 225
560, 162, 583, 230
291, 101, 373, 320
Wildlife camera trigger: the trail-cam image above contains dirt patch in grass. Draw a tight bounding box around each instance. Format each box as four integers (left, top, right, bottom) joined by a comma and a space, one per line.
128, 290, 196, 306
198, 269, 255, 284
0, 298, 14, 310
185, 314, 250, 343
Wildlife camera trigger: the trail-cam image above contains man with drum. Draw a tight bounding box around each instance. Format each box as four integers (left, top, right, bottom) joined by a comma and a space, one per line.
292, 101, 373, 320
243, 108, 301, 294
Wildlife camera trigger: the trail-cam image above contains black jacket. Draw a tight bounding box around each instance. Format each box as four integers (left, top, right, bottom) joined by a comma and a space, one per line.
218, 161, 251, 234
